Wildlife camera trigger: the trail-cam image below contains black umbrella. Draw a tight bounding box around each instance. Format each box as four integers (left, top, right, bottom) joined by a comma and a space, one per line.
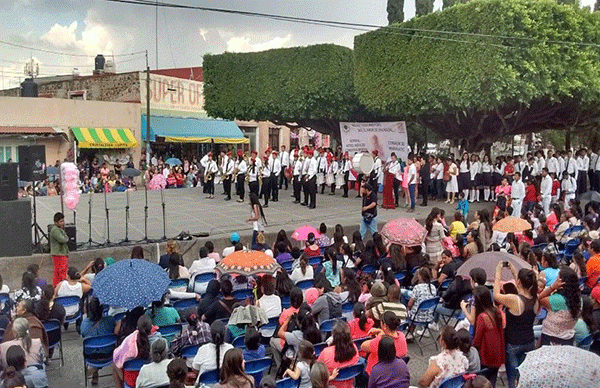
122, 168, 141, 177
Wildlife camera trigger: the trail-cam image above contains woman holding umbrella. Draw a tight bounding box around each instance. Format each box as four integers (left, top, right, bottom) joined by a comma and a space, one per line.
247, 193, 266, 248
425, 208, 446, 265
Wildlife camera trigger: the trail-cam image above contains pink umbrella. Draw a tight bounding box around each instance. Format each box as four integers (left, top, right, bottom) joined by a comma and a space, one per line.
149, 174, 166, 190
380, 218, 427, 246
291, 225, 321, 241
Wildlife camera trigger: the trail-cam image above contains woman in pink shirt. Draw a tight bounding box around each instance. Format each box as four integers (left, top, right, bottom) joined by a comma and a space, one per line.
317, 321, 359, 388
361, 311, 408, 375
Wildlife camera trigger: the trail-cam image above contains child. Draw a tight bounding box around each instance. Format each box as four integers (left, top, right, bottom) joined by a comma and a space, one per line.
457, 328, 481, 373
283, 340, 316, 388
407, 267, 437, 336
450, 211, 467, 239
457, 192, 469, 221
242, 326, 265, 361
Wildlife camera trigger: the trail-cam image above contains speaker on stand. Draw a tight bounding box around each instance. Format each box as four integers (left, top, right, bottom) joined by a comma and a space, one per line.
18, 145, 48, 252
0, 163, 18, 201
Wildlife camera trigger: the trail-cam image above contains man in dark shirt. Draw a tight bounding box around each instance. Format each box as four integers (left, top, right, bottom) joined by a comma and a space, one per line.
359, 183, 378, 239
420, 154, 431, 206
202, 279, 240, 324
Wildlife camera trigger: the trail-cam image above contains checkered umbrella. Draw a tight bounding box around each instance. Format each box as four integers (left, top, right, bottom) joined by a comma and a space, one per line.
216, 250, 281, 276
380, 218, 427, 246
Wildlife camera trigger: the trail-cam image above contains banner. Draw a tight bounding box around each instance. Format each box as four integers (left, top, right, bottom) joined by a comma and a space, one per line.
139, 72, 206, 115
339, 121, 408, 162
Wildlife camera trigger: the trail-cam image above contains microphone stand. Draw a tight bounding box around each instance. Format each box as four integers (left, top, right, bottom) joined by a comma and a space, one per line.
161, 188, 167, 240
103, 185, 112, 245
119, 188, 131, 244
81, 191, 101, 249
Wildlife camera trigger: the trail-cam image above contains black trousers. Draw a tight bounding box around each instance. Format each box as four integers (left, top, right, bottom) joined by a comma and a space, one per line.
236, 174, 245, 200
271, 175, 279, 200
261, 176, 271, 205
302, 175, 309, 204
308, 176, 317, 208
577, 171, 587, 195
589, 170, 599, 192
393, 178, 400, 206
279, 169, 289, 189
206, 178, 215, 195
421, 179, 430, 205
223, 176, 232, 199
343, 171, 349, 196
293, 175, 301, 201
249, 180, 259, 196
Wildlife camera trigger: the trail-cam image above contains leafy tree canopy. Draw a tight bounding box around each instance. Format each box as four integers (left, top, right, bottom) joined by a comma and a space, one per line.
203, 44, 370, 141
354, 0, 600, 151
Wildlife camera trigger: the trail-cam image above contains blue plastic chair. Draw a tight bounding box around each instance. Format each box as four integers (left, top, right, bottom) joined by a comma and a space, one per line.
352, 336, 370, 351
296, 279, 313, 290
123, 358, 149, 388
232, 335, 246, 349
281, 295, 291, 309
54, 295, 82, 328
313, 342, 328, 356
280, 260, 294, 273
276, 377, 299, 388
261, 316, 279, 331
320, 318, 337, 337
82, 334, 118, 387
197, 369, 219, 385
334, 359, 365, 382
341, 301, 354, 314
562, 239, 580, 261
308, 256, 323, 266
173, 298, 197, 312
157, 323, 182, 344
43, 319, 63, 367
439, 374, 465, 388
169, 278, 189, 290
193, 272, 216, 293
406, 297, 440, 355
181, 343, 200, 360
361, 264, 377, 274
578, 333, 594, 350
395, 271, 407, 282
439, 278, 452, 291
233, 288, 253, 300
114, 311, 127, 322
245, 357, 272, 386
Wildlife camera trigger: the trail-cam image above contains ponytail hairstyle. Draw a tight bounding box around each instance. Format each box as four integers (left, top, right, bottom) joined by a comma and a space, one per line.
416, 266, 435, 294
440, 325, 460, 350
377, 335, 396, 364
557, 267, 581, 320
151, 337, 168, 363
168, 253, 182, 280
136, 315, 152, 360
210, 320, 227, 377
151, 293, 167, 320
353, 303, 368, 331
381, 311, 401, 332
517, 268, 538, 300
342, 268, 361, 303
298, 339, 317, 368
299, 253, 309, 276
0, 366, 25, 388
12, 318, 32, 353
456, 328, 472, 355
381, 262, 395, 286
167, 358, 188, 388
21, 271, 38, 298
67, 266, 81, 280
571, 251, 587, 277
426, 208, 442, 233
469, 230, 484, 253
325, 247, 338, 275
219, 348, 254, 388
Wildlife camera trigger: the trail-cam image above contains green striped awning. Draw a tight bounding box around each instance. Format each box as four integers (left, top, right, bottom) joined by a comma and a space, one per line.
71, 127, 138, 149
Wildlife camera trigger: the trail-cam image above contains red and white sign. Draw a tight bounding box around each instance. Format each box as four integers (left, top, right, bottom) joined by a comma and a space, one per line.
139, 72, 206, 115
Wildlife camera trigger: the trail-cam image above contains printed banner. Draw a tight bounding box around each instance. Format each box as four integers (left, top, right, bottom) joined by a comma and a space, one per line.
139, 72, 206, 115
339, 121, 408, 161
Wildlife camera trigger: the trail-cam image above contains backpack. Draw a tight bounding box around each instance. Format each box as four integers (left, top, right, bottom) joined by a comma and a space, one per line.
325, 292, 342, 319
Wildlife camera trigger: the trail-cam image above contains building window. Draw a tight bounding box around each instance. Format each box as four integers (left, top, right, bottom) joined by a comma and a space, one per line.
239, 126, 257, 153
0, 146, 13, 163
269, 127, 280, 150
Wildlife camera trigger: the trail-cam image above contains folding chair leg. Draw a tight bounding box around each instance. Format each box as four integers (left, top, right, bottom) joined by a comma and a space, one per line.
60, 339, 64, 367
84, 361, 88, 388
428, 327, 439, 351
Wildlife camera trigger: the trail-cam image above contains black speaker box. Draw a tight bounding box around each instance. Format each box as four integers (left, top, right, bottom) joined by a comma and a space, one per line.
0, 199, 32, 257
18, 145, 46, 182
0, 163, 18, 201
47, 223, 77, 252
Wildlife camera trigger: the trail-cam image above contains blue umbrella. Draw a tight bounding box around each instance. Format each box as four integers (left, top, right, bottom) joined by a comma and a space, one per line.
92, 259, 170, 309
165, 158, 182, 166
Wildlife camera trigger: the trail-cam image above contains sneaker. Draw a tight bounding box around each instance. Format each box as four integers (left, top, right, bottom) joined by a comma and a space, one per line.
415, 328, 430, 337
429, 322, 440, 332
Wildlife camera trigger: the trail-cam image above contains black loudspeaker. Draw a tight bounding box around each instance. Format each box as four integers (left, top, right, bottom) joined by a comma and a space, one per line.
0, 163, 18, 201
0, 199, 32, 257
18, 145, 46, 182
47, 223, 77, 252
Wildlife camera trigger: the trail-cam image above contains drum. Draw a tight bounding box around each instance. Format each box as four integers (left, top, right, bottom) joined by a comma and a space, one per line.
352, 153, 374, 175
335, 173, 345, 188
316, 172, 325, 185
326, 173, 335, 186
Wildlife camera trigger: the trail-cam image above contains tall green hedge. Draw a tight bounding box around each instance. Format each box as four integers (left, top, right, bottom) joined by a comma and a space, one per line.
203, 44, 359, 123
354, 0, 600, 117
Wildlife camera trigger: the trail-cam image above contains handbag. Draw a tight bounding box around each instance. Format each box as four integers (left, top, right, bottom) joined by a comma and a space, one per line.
443, 170, 450, 182
363, 213, 375, 225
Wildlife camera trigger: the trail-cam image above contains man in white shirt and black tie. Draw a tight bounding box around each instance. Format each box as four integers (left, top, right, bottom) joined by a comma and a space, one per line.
271, 150, 281, 202
540, 168, 552, 215
278, 145, 290, 190
307, 150, 319, 209
388, 153, 402, 207
292, 151, 302, 203
562, 170, 577, 210
511, 172, 525, 217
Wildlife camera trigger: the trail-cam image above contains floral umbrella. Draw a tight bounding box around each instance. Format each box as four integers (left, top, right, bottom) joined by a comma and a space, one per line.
291, 225, 321, 241
380, 218, 427, 246
492, 216, 532, 233
216, 250, 281, 276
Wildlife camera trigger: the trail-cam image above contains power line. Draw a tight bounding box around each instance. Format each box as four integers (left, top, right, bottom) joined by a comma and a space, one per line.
106, 0, 600, 49
0, 39, 147, 58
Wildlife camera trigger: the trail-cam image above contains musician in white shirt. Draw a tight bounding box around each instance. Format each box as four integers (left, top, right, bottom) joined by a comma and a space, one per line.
591, 149, 600, 192
327, 156, 339, 195
561, 171, 577, 210
279, 145, 290, 190
301, 149, 311, 206
540, 168, 552, 215
370, 150, 382, 191
234, 151, 247, 202
271, 150, 281, 202
247, 151, 261, 196
292, 151, 303, 203
434, 157, 445, 200
576, 150, 587, 195
511, 172, 525, 217
307, 150, 319, 209
342, 152, 351, 198
222, 151, 234, 201
261, 155, 272, 207
317, 149, 328, 194
566, 150, 578, 179
387, 153, 402, 207
204, 153, 219, 199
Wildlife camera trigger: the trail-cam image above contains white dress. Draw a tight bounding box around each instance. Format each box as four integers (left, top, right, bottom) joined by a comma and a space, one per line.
447, 163, 459, 193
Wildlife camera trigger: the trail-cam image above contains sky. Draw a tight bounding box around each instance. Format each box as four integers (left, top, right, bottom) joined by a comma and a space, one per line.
0, 0, 596, 89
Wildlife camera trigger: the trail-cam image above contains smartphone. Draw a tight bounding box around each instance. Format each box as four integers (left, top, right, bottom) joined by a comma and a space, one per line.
502, 261, 510, 267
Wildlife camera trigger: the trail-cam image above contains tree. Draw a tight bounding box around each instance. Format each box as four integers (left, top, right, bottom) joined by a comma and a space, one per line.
596, 0, 600, 12
387, 0, 405, 24
415, 0, 435, 16
442, 0, 470, 9
203, 44, 372, 142
354, 0, 600, 151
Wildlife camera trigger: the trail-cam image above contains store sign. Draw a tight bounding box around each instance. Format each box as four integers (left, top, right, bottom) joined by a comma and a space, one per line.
339, 121, 408, 162
139, 72, 206, 115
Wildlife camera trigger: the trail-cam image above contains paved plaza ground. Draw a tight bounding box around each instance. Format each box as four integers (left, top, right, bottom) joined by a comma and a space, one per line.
31, 186, 497, 387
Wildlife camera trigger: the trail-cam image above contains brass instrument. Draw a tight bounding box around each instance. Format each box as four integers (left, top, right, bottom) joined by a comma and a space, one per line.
204, 172, 213, 183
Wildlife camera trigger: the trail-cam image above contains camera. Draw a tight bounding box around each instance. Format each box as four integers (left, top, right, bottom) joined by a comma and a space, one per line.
502, 261, 510, 267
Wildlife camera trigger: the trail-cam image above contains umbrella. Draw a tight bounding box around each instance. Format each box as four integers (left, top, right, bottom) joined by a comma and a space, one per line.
46, 166, 60, 176
122, 167, 141, 177
456, 251, 531, 282
149, 174, 166, 190
165, 158, 182, 166
380, 218, 427, 246
517, 345, 600, 388
578, 190, 600, 203
492, 216, 532, 233
92, 259, 170, 309
216, 250, 281, 276
291, 225, 321, 241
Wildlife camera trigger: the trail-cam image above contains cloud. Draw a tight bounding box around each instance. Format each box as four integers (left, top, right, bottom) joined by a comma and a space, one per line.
41, 18, 116, 56
226, 34, 293, 53
199, 28, 208, 42
41, 21, 78, 48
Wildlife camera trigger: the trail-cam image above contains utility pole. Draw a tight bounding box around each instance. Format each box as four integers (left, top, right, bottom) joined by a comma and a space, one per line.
146, 50, 151, 163
155, 0, 159, 69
